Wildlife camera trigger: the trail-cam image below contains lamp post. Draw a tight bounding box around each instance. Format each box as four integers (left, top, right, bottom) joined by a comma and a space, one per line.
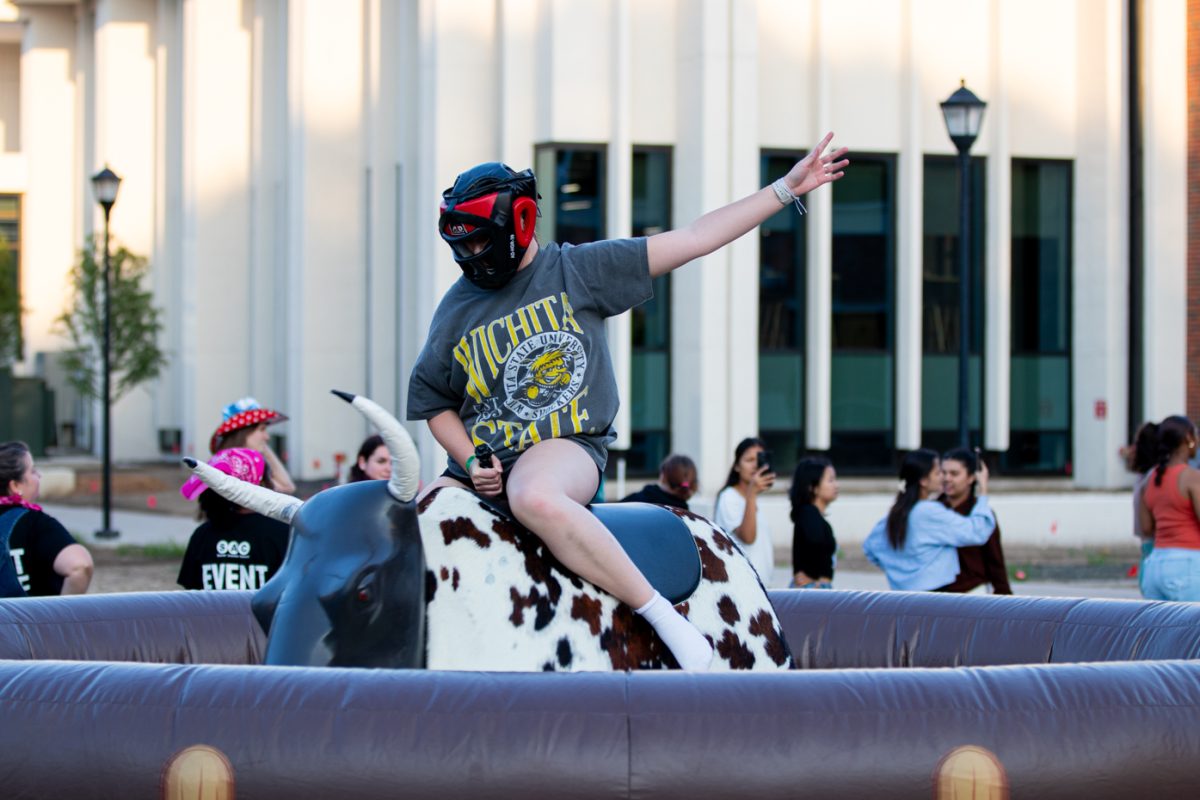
940, 80, 986, 448
91, 166, 121, 539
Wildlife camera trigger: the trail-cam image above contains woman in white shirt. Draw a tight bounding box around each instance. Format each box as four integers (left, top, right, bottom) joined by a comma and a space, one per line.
714, 438, 777, 582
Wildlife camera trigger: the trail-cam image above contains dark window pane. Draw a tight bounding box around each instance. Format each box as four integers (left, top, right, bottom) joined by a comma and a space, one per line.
921, 156, 985, 444
1004, 160, 1072, 475
535, 146, 605, 245
830, 155, 894, 471
759, 152, 806, 459
629, 148, 671, 474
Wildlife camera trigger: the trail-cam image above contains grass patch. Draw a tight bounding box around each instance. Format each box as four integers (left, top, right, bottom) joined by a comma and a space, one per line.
113, 542, 187, 560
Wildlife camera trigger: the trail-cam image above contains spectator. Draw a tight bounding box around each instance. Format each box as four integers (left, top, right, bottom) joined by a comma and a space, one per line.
713, 437, 776, 581
789, 456, 838, 589
863, 448, 995, 591
210, 397, 296, 494
620, 454, 698, 510
177, 448, 290, 591
0, 441, 93, 597
1139, 415, 1200, 601
936, 448, 1012, 595
348, 434, 392, 483
1123, 422, 1160, 594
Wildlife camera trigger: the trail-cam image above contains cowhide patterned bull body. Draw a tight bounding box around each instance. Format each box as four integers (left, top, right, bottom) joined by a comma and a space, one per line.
185, 391, 793, 672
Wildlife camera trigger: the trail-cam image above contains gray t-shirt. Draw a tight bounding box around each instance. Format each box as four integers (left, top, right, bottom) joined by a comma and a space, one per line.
408, 238, 653, 479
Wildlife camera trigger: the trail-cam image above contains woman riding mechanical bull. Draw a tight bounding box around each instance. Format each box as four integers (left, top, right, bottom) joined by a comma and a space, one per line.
185, 136, 847, 671
409, 135, 847, 671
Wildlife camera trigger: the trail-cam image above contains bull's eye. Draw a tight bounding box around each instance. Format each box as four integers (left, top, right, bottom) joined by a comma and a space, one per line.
354, 569, 377, 604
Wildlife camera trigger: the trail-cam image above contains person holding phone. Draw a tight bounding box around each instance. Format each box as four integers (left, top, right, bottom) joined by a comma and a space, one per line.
713, 437, 776, 582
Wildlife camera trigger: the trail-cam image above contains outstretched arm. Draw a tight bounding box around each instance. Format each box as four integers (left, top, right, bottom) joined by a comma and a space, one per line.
646, 132, 848, 277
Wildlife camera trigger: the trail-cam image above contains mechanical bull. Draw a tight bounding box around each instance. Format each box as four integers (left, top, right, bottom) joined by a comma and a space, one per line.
184, 391, 792, 672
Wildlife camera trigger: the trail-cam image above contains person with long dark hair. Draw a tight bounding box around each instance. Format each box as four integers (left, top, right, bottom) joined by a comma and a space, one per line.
713, 438, 776, 581
1123, 421, 1161, 593
348, 434, 392, 483
788, 456, 838, 588
936, 448, 1011, 594
1138, 415, 1200, 601
862, 448, 995, 591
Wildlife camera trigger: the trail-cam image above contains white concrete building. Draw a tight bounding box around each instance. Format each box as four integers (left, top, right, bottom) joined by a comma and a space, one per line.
2, 0, 1187, 500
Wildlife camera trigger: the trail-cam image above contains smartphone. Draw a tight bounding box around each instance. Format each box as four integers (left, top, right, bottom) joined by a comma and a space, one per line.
756, 450, 772, 472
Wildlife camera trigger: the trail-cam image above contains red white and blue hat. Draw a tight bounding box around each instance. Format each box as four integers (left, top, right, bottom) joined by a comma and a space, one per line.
209, 397, 288, 453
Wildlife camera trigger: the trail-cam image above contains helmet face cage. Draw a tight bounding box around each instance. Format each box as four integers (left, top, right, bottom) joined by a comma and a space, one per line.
438, 163, 538, 290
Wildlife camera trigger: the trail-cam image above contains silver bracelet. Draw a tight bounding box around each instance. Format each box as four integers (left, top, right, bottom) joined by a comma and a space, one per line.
770, 178, 807, 216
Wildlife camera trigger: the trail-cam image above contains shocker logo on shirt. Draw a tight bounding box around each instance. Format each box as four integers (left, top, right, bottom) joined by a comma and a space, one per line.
502, 331, 586, 420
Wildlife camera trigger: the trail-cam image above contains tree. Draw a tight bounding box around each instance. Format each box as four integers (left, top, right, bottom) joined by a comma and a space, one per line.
54, 236, 167, 402
0, 238, 20, 367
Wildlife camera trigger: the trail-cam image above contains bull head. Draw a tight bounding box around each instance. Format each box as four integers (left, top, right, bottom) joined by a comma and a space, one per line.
183, 391, 427, 668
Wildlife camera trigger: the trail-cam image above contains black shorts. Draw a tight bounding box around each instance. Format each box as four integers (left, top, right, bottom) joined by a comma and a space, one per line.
440, 459, 603, 501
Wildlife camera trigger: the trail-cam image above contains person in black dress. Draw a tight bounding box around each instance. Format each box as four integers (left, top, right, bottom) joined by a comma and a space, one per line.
620, 454, 698, 510
789, 456, 839, 588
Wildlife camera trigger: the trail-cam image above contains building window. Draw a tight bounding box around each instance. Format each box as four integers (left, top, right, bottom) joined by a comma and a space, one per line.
0, 194, 20, 359
921, 156, 986, 453
759, 152, 806, 476
1004, 159, 1072, 474
830, 154, 896, 472
534, 145, 606, 245
627, 148, 672, 475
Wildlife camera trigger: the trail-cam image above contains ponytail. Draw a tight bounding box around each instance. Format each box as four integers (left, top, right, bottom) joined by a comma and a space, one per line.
885, 448, 939, 550
1152, 416, 1195, 487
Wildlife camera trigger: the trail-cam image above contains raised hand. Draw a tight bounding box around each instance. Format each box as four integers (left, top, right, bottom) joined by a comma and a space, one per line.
783, 131, 849, 197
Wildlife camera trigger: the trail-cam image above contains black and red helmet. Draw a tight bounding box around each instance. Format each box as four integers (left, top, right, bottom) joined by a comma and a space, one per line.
438, 162, 538, 290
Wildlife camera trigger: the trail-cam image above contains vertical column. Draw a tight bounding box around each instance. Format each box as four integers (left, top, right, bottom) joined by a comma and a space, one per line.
364, 0, 399, 419
984, 0, 1012, 452
1141, 0, 1186, 419
249, 0, 289, 434
1072, 0, 1129, 487
672, 0, 733, 489
93, 0, 158, 459
19, 6, 77, 363
893, 0, 922, 452
606, 0, 633, 450
284, 0, 366, 479
726, 0, 759, 445
805, 0, 832, 451
180, 0, 254, 458
153, 0, 184, 447
1188, 0, 1200, 421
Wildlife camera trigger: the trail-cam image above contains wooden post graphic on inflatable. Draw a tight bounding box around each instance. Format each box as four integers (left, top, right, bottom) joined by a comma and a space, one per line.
0, 394, 1198, 798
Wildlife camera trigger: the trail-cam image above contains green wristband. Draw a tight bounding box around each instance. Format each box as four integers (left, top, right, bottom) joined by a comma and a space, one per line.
465, 455, 477, 473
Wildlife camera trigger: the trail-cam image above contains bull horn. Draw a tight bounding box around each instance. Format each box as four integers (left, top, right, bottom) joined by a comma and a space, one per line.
331, 390, 420, 502
182, 457, 303, 524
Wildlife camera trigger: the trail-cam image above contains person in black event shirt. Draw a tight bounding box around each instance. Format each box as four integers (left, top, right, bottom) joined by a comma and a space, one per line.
620, 454, 699, 510
177, 448, 290, 591
0, 441, 93, 597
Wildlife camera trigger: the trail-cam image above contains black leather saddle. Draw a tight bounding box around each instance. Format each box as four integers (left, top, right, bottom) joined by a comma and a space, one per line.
590, 502, 702, 605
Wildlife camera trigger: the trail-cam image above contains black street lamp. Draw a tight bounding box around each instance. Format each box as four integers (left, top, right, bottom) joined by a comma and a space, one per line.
940, 80, 986, 448
91, 165, 121, 539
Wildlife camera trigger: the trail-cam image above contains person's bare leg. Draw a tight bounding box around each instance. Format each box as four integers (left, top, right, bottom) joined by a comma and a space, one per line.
416, 474, 471, 503
507, 439, 713, 670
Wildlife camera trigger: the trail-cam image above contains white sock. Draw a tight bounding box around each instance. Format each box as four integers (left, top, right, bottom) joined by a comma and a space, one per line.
635, 591, 714, 671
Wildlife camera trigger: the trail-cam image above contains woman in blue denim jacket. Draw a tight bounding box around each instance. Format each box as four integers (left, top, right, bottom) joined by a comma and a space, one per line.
863, 448, 995, 592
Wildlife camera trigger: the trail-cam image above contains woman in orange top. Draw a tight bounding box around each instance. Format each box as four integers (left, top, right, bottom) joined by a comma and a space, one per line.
1139, 415, 1200, 601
